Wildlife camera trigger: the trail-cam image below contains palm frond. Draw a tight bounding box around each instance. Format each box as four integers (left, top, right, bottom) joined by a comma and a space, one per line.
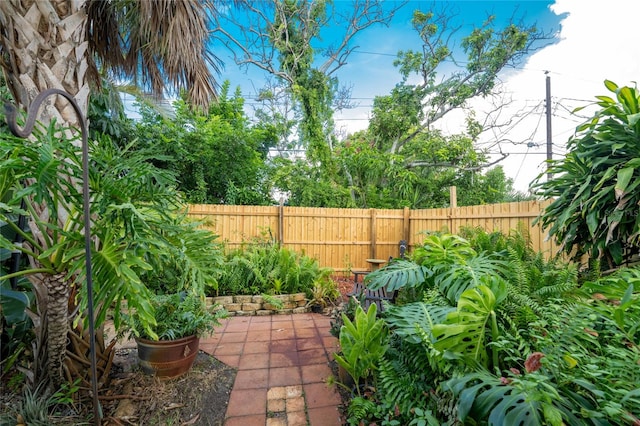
87, 0, 220, 109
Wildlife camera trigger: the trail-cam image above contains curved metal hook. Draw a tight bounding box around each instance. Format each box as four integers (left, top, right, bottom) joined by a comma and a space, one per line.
4, 88, 87, 139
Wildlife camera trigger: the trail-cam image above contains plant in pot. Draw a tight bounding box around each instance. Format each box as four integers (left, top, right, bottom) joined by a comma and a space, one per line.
125, 291, 225, 378
117, 214, 227, 379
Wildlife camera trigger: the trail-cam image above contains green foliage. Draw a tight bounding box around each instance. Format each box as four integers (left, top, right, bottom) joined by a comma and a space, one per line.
446, 370, 563, 426
2, 381, 82, 426
533, 80, 640, 269
215, 235, 334, 297
445, 267, 640, 426
131, 82, 273, 205
375, 339, 440, 424
87, 78, 133, 141
432, 283, 505, 370
365, 259, 432, 293
0, 122, 226, 387
395, 11, 536, 117
351, 229, 639, 426
126, 292, 224, 341
384, 302, 453, 344
334, 304, 389, 394
329, 130, 517, 209
345, 396, 377, 425
306, 278, 340, 308
0, 278, 33, 378
269, 156, 354, 207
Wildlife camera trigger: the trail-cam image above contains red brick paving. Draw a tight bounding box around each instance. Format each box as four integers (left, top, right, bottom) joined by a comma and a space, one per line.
199, 313, 344, 425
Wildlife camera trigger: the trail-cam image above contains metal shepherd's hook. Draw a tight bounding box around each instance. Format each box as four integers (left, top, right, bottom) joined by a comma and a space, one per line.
4, 89, 102, 424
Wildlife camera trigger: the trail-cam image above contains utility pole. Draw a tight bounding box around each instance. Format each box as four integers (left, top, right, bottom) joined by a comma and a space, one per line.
545, 71, 553, 180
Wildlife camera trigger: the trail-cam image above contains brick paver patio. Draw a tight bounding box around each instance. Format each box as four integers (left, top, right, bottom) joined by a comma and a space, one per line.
199, 313, 344, 425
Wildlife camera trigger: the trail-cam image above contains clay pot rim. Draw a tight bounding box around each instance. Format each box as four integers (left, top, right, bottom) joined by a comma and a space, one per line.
135, 334, 199, 345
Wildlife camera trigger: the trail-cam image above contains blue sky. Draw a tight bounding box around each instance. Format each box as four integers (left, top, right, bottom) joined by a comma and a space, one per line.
216, 1, 563, 111
177, 1, 640, 193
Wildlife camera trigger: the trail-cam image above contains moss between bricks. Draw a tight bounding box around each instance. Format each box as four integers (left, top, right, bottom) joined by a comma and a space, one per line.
206, 292, 309, 316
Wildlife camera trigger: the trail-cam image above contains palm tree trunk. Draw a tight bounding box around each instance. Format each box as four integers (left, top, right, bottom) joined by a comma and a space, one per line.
43, 272, 70, 389
0, 0, 90, 121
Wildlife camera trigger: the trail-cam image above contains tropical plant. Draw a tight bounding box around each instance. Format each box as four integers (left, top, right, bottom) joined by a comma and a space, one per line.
306, 279, 340, 310
0, 126, 224, 388
334, 303, 388, 395
447, 278, 640, 426
125, 292, 224, 341
0, 380, 82, 426
445, 369, 565, 426
0, 277, 33, 384
0, 0, 220, 118
533, 80, 640, 269
215, 235, 333, 297
356, 230, 610, 425
373, 337, 440, 425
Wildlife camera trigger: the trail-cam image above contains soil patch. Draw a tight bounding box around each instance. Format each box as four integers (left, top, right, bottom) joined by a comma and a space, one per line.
101, 349, 236, 425
0, 349, 236, 426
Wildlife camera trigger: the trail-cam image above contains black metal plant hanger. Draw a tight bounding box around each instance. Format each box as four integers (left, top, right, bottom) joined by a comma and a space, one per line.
4, 89, 102, 424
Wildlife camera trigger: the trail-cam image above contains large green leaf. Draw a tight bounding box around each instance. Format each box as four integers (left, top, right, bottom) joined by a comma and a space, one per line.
384, 302, 453, 343
432, 285, 497, 365
615, 167, 634, 199
365, 259, 432, 291
435, 254, 507, 304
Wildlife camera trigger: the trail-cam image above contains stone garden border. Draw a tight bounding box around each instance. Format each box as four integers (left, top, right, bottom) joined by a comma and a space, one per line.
206, 293, 309, 316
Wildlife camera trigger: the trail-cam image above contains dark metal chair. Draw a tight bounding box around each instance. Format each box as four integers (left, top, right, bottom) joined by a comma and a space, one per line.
348, 240, 407, 312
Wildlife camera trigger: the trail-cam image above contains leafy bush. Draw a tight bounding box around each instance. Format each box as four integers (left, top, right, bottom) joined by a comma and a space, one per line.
533, 80, 640, 269
214, 236, 335, 298
343, 229, 640, 426
334, 304, 388, 395
125, 292, 224, 341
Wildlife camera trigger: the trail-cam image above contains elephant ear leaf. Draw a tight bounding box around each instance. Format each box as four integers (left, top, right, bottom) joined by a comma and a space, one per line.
431, 285, 497, 366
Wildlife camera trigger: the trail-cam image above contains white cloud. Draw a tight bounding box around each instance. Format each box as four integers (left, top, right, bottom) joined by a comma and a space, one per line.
336, 1, 640, 193
483, 0, 640, 192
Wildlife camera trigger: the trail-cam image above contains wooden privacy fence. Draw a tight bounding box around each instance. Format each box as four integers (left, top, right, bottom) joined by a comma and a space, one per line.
187, 200, 558, 275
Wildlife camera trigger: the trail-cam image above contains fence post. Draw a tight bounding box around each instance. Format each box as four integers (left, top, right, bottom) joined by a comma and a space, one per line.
449, 186, 457, 233
370, 208, 377, 258
450, 186, 457, 208
278, 199, 284, 246
403, 206, 410, 249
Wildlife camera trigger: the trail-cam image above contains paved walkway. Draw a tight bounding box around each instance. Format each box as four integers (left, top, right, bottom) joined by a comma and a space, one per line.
199, 313, 344, 425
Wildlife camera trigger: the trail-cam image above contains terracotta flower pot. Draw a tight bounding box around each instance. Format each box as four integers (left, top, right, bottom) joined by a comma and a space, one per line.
136, 335, 200, 379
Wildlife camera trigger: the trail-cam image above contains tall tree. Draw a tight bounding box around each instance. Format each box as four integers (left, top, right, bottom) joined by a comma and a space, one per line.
373, 9, 544, 154
213, 0, 405, 169
132, 82, 274, 205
